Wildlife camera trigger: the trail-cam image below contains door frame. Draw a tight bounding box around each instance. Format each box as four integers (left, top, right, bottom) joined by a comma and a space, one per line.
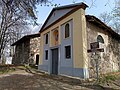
49, 46, 60, 75
51, 48, 59, 74
35, 54, 39, 65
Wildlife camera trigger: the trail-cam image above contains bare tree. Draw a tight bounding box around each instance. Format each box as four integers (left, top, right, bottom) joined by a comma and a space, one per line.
99, 0, 120, 33
0, 0, 49, 62
112, 0, 120, 33
99, 12, 112, 24
113, 0, 120, 19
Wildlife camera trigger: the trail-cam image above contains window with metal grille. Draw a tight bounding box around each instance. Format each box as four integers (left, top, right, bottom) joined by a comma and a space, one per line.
45, 50, 48, 60
65, 45, 71, 59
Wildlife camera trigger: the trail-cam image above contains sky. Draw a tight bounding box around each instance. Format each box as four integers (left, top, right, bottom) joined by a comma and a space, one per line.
31, 0, 115, 33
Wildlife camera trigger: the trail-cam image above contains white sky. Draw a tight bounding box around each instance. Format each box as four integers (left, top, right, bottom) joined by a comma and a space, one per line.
31, 0, 115, 33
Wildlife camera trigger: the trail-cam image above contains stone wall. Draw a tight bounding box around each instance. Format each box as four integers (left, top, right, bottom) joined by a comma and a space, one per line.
12, 39, 30, 65
12, 37, 40, 65
86, 21, 120, 77
29, 37, 40, 64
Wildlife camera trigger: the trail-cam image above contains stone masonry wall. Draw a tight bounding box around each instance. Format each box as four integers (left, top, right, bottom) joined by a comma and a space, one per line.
87, 21, 120, 78
12, 37, 40, 65
12, 39, 30, 65
29, 37, 40, 64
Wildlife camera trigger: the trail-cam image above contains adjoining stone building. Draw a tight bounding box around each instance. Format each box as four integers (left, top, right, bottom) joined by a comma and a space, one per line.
38, 2, 120, 79
11, 33, 40, 65
86, 15, 120, 77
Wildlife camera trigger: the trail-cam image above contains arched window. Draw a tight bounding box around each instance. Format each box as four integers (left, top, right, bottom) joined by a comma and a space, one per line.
97, 35, 104, 43
65, 23, 70, 38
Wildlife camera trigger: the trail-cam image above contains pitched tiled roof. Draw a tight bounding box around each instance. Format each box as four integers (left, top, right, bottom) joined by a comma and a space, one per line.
86, 15, 120, 40
11, 33, 40, 46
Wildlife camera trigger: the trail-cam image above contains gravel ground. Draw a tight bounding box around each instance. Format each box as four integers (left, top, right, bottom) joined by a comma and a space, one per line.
0, 68, 114, 90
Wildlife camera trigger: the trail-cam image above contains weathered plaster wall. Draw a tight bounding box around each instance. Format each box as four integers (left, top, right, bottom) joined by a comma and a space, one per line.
72, 8, 88, 69
87, 21, 120, 77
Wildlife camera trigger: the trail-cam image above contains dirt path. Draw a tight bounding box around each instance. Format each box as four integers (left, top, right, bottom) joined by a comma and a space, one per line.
0, 68, 117, 90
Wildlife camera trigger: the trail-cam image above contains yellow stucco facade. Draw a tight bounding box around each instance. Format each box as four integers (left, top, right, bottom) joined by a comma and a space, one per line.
39, 7, 88, 69
73, 8, 88, 69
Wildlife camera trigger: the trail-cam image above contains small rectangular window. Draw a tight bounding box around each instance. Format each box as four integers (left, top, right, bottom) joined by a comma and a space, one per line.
65, 46, 71, 59
45, 50, 48, 60
45, 34, 48, 44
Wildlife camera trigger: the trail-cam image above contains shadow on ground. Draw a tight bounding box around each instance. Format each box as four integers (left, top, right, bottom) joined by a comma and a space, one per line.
0, 66, 119, 90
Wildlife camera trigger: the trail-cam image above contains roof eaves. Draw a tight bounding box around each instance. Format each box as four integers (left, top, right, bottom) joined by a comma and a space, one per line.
11, 36, 27, 46
86, 15, 120, 40
54, 2, 88, 10
11, 33, 40, 46
39, 8, 56, 32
